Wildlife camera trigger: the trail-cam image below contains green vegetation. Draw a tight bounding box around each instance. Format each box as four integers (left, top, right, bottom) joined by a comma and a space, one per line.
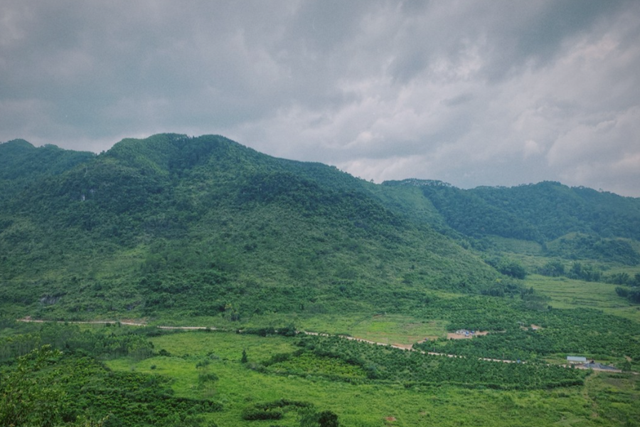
0, 321, 156, 363
386, 179, 640, 244
0, 345, 66, 427
3, 325, 639, 426
2, 134, 640, 323
0, 140, 95, 204
294, 334, 586, 389
616, 286, 640, 303
0, 134, 498, 322
0, 344, 220, 427
545, 233, 640, 265
2, 133, 640, 425
416, 306, 640, 366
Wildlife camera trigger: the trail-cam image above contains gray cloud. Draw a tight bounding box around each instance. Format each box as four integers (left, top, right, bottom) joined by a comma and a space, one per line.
1, 0, 639, 196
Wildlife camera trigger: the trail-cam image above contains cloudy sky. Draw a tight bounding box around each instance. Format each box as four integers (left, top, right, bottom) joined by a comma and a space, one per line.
2, 1, 640, 196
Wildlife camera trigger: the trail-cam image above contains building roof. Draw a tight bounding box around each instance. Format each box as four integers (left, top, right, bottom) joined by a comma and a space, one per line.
567, 356, 587, 362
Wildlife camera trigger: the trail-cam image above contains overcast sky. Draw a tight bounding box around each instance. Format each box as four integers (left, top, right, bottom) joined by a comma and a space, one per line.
2, 1, 639, 196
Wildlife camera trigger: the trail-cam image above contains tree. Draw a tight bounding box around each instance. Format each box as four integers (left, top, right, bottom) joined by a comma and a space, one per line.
0, 345, 65, 427
318, 410, 340, 427
539, 260, 564, 277
299, 409, 340, 427
496, 259, 526, 279
241, 349, 248, 364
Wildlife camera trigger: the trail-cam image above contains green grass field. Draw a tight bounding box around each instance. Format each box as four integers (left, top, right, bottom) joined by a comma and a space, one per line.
294, 314, 448, 345
105, 330, 640, 426
525, 274, 640, 322
111, 311, 451, 346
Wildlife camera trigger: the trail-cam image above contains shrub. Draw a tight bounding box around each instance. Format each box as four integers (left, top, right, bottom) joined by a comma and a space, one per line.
241, 408, 283, 421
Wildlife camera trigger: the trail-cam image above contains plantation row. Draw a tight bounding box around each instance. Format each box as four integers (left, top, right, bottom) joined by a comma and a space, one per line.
412, 301, 640, 367
293, 335, 587, 390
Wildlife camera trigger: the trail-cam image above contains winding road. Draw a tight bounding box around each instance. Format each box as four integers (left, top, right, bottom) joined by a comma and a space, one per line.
17, 317, 627, 372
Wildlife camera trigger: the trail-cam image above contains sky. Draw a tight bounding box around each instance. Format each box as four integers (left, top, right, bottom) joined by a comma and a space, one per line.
1, 1, 640, 197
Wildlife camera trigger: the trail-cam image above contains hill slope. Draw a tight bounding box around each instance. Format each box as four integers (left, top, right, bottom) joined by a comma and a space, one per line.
0, 140, 95, 204
0, 134, 497, 319
2, 134, 639, 320
383, 179, 640, 264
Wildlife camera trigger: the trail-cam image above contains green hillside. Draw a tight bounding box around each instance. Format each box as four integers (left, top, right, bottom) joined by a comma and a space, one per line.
3, 134, 640, 322
384, 179, 640, 265
0, 134, 497, 320
3, 134, 640, 427
0, 140, 95, 204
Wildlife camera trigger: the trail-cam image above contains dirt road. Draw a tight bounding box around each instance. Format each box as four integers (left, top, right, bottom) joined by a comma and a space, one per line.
16, 317, 627, 372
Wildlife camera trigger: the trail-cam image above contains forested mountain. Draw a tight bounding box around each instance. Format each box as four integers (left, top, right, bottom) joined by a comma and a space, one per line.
384, 179, 640, 264
3, 134, 640, 427
0, 134, 496, 319
1, 134, 639, 320
0, 140, 95, 203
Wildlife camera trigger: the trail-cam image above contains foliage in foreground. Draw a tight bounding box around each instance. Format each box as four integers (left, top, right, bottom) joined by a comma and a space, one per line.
4, 325, 640, 426
0, 346, 220, 427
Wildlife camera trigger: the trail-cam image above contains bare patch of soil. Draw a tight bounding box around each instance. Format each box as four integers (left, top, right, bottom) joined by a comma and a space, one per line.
447, 331, 488, 339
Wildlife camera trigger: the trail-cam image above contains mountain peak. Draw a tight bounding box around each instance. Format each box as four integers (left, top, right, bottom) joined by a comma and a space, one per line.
0, 138, 35, 151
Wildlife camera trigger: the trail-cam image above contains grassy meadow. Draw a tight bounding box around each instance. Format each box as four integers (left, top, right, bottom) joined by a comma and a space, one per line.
104, 330, 640, 426
525, 274, 640, 322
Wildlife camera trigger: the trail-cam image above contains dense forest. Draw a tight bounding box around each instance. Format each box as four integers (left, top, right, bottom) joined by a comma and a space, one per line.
383, 179, 640, 243
2, 134, 639, 320
0, 134, 499, 320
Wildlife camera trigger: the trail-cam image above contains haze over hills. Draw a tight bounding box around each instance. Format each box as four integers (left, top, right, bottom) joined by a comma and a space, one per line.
0, 133, 639, 320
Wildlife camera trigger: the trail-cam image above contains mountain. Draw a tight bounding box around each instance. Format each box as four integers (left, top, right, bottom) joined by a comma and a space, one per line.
0, 139, 95, 204
4, 134, 640, 427
383, 179, 640, 265
1, 134, 639, 320
0, 134, 497, 320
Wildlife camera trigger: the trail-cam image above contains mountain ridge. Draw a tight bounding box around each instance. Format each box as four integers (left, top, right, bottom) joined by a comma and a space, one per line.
0, 134, 496, 319
1, 133, 638, 320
